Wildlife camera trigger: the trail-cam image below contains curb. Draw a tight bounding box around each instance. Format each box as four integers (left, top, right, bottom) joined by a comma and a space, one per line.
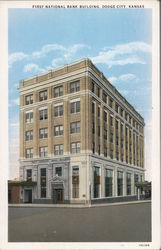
8, 200, 151, 209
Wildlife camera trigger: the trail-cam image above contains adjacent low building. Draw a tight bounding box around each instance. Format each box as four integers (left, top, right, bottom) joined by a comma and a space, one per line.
19, 58, 145, 204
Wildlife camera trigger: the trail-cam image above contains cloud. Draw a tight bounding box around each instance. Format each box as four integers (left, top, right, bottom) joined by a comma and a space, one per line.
9, 52, 28, 68
32, 43, 90, 59
24, 63, 45, 73
91, 41, 151, 68
108, 73, 136, 84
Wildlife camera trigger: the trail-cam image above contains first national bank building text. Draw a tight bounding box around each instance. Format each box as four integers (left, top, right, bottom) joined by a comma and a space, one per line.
19, 58, 145, 204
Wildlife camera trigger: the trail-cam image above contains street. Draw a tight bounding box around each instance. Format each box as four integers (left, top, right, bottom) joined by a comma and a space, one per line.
8, 201, 151, 242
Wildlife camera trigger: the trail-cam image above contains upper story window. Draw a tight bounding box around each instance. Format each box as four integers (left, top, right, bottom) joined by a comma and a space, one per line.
54, 125, 63, 136
125, 112, 128, 121
115, 103, 119, 113
25, 111, 33, 123
39, 108, 48, 120
55, 167, 62, 176
103, 92, 107, 103
109, 98, 113, 108
104, 111, 107, 122
70, 81, 80, 93
25, 95, 33, 105
26, 169, 32, 181
97, 87, 100, 97
70, 121, 80, 134
39, 146, 48, 157
25, 130, 33, 141
98, 106, 100, 118
110, 115, 113, 126
39, 128, 48, 139
70, 100, 80, 114
71, 142, 80, 154
54, 104, 63, 117
116, 120, 119, 130
26, 148, 33, 158
92, 102, 95, 114
120, 108, 123, 117
39, 90, 47, 101
54, 144, 63, 155
54, 86, 63, 97
91, 81, 95, 93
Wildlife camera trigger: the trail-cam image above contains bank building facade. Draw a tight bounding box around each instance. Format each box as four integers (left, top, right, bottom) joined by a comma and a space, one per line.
19, 58, 145, 204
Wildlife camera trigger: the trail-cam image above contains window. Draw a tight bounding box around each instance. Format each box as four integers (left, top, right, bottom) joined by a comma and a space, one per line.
105, 169, 113, 197
98, 106, 100, 117
39, 109, 48, 120
92, 142, 95, 154
104, 111, 107, 122
39, 128, 48, 139
120, 108, 123, 117
55, 167, 62, 176
25, 111, 33, 123
92, 122, 95, 134
115, 103, 119, 113
70, 81, 80, 93
93, 167, 100, 198
54, 104, 63, 117
71, 142, 80, 154
98, 125, 100, 137
110, 149, 113, 159
72, 167, 79, 198
104, 129, 107, 140
98, 145, 100, 155
109, 98, 113, 108
25, 130, 33, 141
70, 101, 80, 114
97, 87, 100, 97
92, 102, 95, 114
91, 81, 95, 92
125, 112, 128, 121
116, 120, 119, 130
26, 148, 33, 158
39, 147, 48, 157
103, 92, 107, 103
54, 125, 63, 136
117, 171, 123, 196
70, 121, 80, 134
39, 90, 47, 101
54, 86, 63, 97
110, 116, 113, 126
110, 133, 113, 143
54, 144, 63, 155
40, 168, 46, 198
25, 95, 33, 105
134, 174, 139, 194
104, 146, 107, 157
126, 173, 131, 195
26, 169, 32, 181
116, 136, 119, 146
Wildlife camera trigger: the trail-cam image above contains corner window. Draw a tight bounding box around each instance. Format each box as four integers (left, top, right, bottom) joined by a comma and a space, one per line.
25, 111, 33, 123
93, 167, 100, 198
70, 81, 80, 93
25, 130, 33, 141
25, 95, 33, 105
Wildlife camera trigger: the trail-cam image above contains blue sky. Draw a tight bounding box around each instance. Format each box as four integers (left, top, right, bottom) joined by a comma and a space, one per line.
8, 8, 152, 179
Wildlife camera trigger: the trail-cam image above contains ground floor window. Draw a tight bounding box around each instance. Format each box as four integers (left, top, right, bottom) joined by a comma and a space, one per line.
93, 166, 100, 198
126, 173, 132, 195
40, 168, 46, 198
134, 174, 139, 194
105, 169, 113, 197
117, 171, 123, 196
72, 167, 79, 198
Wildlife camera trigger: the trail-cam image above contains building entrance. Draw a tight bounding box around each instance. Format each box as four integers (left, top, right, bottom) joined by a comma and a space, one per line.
52, 187, 64, 203
24, 189, 32, 203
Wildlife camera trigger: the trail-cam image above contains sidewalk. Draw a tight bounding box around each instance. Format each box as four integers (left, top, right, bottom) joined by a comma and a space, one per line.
8, 199, 151, 208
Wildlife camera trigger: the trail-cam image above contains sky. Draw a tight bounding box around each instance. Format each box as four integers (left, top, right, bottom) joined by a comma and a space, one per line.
8, 8, 152, 180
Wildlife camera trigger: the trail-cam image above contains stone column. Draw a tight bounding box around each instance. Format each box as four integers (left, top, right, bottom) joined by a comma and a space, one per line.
64, 99, 69, 154
95, 102, 98, 154
118, 119, 121, 161
48, 104, 52, 157
113, 115, 116, 160
107, 112, 111, 159
33, 107, 38, 158
123, 123, 126, 162
81, 95, 86, 152
123, 170, 126, 196
131, 129, 133, 165
20, 110, 24, 159
100, 104, 104, 157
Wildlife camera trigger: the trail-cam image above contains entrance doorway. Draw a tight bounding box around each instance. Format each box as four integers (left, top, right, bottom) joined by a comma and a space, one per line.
53, 188, 63, 203
24, 189, 32, 203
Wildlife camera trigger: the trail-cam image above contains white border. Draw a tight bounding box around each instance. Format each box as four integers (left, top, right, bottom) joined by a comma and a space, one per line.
0, 1, 160, 249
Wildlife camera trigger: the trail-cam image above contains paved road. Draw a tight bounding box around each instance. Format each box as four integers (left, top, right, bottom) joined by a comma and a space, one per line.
8, 201, 151, 242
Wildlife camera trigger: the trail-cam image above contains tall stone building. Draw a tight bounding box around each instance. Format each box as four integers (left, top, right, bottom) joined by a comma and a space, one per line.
19, 58, 145, 204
